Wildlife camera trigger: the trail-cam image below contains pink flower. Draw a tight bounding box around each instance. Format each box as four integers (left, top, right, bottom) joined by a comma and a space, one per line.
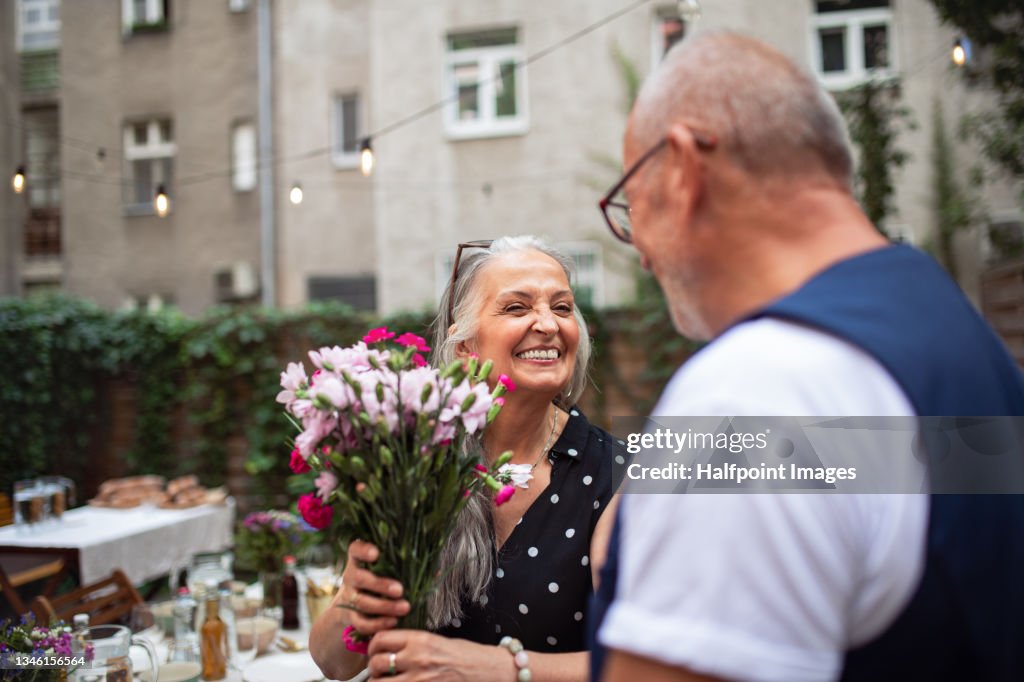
295, 414, 337, 457
276, 362, 308, 404
412, 353, 428, 367
342, 625, 368, 655
474, 464, 488, 473
395, 332, 431, 352
363, 327, 396, 344
398, 367, 442, 415
309, 375, 355, 409
289, 448, 311, 474
297, 493, 333, 530
498, 374, 516, 392
495, 485, 516, 506
314, 470, 339, 502
495, 397, 505, 407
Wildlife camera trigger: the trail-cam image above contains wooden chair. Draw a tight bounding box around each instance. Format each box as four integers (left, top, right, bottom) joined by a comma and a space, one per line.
0, 493, 67, 616
29, 569, 143, 626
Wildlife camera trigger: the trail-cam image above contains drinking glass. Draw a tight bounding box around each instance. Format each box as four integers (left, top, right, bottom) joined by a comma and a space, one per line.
233, 613, 259, 668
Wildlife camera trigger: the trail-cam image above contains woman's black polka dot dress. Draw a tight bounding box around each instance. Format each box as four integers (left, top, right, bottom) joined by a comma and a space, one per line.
436, 409, 622, 652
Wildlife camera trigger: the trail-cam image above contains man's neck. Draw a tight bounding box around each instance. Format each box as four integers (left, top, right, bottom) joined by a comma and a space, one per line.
700, 186, 888, 337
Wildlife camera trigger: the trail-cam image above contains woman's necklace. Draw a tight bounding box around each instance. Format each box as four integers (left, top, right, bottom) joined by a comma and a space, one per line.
496, 406, 558, 490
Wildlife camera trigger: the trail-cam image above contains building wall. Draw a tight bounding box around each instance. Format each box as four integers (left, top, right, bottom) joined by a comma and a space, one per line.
0, 0, 24, 296
59, 0, 260, 315
274, 0, 377, 310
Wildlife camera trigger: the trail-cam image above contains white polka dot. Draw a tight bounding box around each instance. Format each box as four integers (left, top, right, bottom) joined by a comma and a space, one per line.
452, 618, 462, 628
567, 448, 578, 456
547, 636, 558, 646
479, 595, 489, 606
570, 410, 579, 417
617, 439, 625, 445
496, 624, 502, 634
574, 611, 583, 621
518, 603, 529, 614
593, 499, 600, 509
582, 475, 593, 486
496, 568, 505, 578
615, 455, 625, 465
548, 582, 559, 593
565, 528, 575, 538
550, 493, 559, 504
528, 546, 539, 557
517, 517, 523, 526
581, 555, 589, 566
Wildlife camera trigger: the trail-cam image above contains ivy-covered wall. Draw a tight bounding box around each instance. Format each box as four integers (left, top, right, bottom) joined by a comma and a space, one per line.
1, 294, 690, 511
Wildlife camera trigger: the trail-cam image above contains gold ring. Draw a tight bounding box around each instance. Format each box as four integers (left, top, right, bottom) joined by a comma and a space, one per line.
388, 652, 397, 675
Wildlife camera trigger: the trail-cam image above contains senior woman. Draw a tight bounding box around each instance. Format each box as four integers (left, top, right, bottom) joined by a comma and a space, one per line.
310, 236, 621, 681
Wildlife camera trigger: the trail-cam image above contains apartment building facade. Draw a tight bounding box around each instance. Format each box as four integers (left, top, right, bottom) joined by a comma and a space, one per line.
2, 0, 1019, 313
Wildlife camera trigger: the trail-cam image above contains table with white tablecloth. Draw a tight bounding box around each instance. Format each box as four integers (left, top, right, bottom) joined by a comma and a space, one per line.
0, 500, 235, 586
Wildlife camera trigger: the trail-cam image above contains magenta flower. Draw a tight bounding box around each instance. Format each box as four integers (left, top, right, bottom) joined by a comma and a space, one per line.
363, 327, 396, 344
289, 448, 311, 474
342, 625, 368, 654
495, 485, 516, 506
412, 353, 428, 367
498, 374, 516, 392
297, 493, 334, 530
395, 332, 431, 352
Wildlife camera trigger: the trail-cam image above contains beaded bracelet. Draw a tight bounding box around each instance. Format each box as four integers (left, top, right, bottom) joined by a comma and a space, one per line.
498, 636, 532, 682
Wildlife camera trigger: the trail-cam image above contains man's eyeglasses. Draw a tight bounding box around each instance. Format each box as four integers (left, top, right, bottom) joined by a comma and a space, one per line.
598, 130, 718, 244
446, 239, 493, 325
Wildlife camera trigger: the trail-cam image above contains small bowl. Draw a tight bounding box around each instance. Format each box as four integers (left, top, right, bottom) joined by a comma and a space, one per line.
230, 594, 262, 619
235, 616, 279, 654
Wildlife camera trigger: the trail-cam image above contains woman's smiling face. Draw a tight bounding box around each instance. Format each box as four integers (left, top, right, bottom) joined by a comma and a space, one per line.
458, 249, 580, 400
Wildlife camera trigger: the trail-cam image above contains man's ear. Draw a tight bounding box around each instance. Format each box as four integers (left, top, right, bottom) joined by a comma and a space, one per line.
664, 123, 705, 211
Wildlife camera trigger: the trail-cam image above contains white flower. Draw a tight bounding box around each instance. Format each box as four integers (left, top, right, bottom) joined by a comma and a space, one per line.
497, 463, 534, 489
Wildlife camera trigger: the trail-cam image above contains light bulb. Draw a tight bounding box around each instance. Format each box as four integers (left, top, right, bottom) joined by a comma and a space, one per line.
678, 0, 702, 23
154, 184, 170, 217
360, 138, 374, 177
12, 166, 25, 194
952, 40, 966, 67
289, 184, 304, 204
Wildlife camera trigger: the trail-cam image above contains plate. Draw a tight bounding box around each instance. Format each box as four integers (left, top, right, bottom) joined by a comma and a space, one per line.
242, 654, 324, 682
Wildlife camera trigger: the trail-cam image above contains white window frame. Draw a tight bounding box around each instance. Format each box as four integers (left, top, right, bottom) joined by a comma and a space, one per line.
444, 34, 528, 140
17, 0, 60, 52
810, 6, 895, 90
122, 0, 167, 34
331, 92, 361, 169
123, 118, 176, 214
231, 121, 256, 192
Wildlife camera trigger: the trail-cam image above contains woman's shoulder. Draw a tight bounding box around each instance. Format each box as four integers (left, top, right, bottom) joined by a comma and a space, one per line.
551, 407, 625, 491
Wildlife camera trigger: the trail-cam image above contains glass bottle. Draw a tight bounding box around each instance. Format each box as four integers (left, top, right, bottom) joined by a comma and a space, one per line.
280, 555, 300, 630
200, 597, 228, 680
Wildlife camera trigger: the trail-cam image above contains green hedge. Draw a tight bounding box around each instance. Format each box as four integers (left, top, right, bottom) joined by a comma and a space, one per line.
0, 296, 434, 505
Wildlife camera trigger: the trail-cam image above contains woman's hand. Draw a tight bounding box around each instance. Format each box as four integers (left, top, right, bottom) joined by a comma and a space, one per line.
340, 539, 411, 636
366, 630, 517, 681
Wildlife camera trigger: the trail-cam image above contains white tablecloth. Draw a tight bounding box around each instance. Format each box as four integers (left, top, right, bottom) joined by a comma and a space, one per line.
0, 500, 235, 585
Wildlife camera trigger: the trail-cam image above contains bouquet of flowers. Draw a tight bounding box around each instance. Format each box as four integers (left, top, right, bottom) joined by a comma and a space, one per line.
234, 510, 316, 573
0, 616, 93, 681
277, 327, 516, 640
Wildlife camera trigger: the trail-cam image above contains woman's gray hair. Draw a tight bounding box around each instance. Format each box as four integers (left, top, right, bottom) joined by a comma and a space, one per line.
425, 235, 592, 628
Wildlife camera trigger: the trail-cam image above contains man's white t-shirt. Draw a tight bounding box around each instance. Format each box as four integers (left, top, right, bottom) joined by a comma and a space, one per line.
598, 318, 929, 682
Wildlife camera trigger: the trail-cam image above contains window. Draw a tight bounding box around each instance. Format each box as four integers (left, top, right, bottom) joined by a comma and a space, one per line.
232, 122, 256, 192
444, 28, 527, 139
17, 0, 60, 52
331, 93, 361, 169
811, 0, 893, 89
123, 118, 175, 214
23, 108, 60, 210
308, 276, 377, 311
122, 0, 169, 34
651, 6, 687, 68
